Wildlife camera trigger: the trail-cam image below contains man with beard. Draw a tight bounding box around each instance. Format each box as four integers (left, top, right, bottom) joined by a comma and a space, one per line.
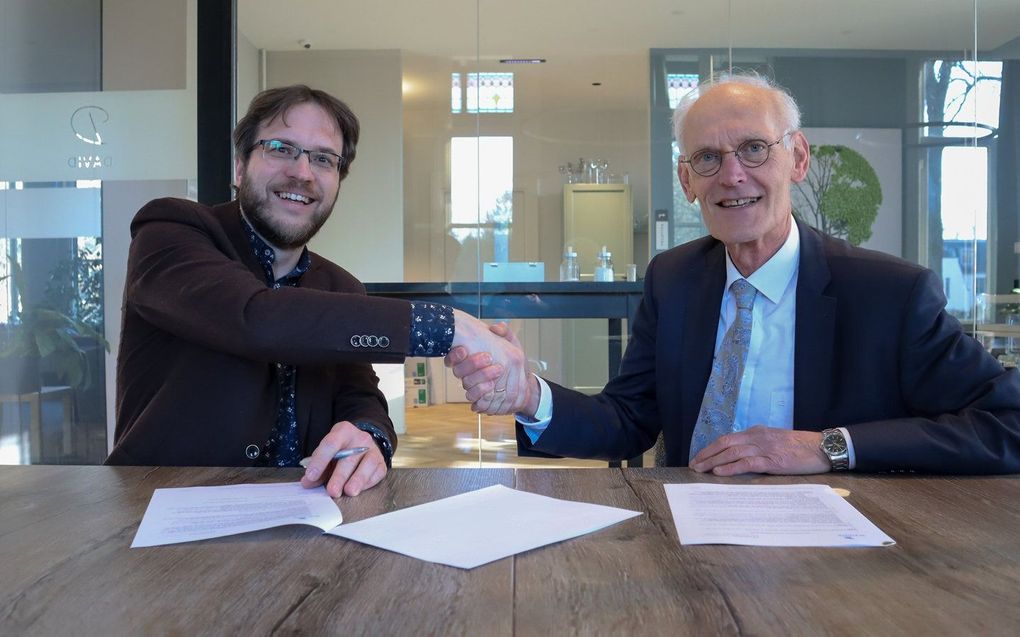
107, 85, 524, 497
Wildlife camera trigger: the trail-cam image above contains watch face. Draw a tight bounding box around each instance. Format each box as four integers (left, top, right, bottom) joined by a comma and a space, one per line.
823, 433, 847, 455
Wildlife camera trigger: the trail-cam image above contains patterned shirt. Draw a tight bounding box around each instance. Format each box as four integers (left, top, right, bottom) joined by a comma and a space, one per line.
242, 219, 311, 467
239, 215, 454, 466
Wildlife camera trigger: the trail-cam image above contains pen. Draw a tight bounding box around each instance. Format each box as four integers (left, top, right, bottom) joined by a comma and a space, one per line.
298, 446, 370, 468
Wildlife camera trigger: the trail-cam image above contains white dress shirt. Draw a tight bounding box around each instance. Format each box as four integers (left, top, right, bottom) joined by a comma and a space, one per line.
518, 221, 855, 467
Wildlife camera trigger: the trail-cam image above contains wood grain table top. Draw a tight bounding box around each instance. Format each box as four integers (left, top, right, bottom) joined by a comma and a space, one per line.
2, 466, 1018, 636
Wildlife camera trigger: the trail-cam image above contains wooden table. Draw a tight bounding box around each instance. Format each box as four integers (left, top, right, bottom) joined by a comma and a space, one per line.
2, 467, 1019, 635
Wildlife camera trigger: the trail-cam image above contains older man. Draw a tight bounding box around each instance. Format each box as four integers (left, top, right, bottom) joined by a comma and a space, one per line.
108, 85, 524, 496
450, 73, 1020, 475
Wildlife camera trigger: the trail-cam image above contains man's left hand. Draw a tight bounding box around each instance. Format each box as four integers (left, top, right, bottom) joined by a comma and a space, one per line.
300, 421, 387, 497
689, 426, 830, 475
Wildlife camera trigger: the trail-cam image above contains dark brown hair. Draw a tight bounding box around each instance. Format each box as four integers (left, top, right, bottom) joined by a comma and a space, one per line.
233, 84, 360, 180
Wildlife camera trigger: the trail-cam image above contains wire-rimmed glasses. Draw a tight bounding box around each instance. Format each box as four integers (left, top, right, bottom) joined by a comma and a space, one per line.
680, 132, 792, 177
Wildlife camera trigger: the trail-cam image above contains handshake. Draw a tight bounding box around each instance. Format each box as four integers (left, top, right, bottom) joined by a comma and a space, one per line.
446, 309, 539, 417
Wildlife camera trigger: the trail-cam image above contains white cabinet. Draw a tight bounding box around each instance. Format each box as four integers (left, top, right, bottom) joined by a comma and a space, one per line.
563, 184, 633, 277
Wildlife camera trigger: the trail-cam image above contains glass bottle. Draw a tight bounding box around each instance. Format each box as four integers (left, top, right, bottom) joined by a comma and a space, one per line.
595, 245, 614, 282
559, 245, 580, 281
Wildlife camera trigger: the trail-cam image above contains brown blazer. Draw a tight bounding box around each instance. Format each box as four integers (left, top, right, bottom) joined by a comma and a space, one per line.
107, 197, 412, 466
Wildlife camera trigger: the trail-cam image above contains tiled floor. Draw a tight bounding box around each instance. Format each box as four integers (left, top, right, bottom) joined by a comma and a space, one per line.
396, 403, 654, 468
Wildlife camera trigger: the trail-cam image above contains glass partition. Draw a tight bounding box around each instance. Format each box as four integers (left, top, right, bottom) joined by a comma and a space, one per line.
5, 0, 1017, 466
0, 0, 197, 464
232, 0, 1020, 468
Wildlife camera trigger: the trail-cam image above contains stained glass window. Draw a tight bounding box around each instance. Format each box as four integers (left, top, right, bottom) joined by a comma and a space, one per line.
451, 72, 514, 113
667, 73, 699, 109
450, 73, 462, 113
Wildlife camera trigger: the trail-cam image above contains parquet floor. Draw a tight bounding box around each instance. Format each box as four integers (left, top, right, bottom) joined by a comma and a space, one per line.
396, 403, 654, 468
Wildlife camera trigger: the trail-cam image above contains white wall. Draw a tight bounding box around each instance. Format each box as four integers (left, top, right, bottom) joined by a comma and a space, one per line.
267, 49, 404, 282
236, 32, 261, 125
103, 0, 187, 91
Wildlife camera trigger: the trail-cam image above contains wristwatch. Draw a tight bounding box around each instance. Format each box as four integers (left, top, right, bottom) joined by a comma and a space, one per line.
819, 428, 850, 472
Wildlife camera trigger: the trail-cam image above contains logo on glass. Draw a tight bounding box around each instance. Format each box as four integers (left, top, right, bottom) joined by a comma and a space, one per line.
71, 106, 109, 146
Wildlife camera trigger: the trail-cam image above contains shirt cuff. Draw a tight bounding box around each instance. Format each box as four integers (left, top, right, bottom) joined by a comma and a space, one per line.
838, 426, 857, 470
408, 301, 455, 357
352, 421, 394, 469
515, 374, 553, 443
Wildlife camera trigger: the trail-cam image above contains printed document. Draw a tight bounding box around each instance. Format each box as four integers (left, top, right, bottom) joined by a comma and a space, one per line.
131, 482, 342, 548
665, 483, 895, 547
328, 484, 642, 568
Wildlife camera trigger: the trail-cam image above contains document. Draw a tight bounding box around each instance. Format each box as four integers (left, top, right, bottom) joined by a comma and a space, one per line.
131, 482, 342, 548
665, 483, 895, 547
328, 484, 643, 569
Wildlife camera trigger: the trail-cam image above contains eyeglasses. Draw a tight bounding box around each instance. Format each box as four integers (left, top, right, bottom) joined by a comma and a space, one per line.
250, 139, 344, 173
680, 132, 792, 177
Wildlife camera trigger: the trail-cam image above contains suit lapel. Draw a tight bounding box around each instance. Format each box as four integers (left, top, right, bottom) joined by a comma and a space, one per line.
680, 242, 727, 432
793, 221, 836, 429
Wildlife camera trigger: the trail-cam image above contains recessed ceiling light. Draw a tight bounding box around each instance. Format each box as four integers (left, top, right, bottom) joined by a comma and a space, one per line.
499, 58, 546, 64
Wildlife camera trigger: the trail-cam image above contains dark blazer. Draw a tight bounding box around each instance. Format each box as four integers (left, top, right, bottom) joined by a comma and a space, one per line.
520, 220, 1020, 474
107, 197, 412, 466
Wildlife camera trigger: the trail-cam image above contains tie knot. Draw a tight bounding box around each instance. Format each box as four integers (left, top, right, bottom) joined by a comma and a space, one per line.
730, 279, 756, 310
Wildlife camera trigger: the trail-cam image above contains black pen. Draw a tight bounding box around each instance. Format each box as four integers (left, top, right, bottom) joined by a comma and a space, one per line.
298, 446, 370, 468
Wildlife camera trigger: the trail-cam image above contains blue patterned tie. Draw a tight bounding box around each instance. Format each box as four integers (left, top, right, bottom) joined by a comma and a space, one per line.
689, 279, 758, 461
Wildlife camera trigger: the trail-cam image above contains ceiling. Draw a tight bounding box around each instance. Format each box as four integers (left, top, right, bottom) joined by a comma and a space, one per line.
239, 0, 1020, 58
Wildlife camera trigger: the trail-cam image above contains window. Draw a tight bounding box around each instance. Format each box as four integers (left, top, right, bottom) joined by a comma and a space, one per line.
451, 72, 514, 113
667, 73, 699, 109
921, 60, 1003, 318
667, 74, 705, 245
449, 136, 514, 263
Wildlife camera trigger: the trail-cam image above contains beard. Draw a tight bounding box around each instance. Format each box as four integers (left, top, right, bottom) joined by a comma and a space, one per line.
237, 175, 338, 250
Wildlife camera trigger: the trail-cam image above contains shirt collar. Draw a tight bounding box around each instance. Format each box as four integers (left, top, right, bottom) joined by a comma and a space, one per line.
724, 218, 800, 305
239, 212, 311, 285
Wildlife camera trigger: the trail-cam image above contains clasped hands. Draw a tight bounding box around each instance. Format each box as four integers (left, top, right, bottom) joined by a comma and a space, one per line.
446, 310, 538, 416
302, 311, 531, 499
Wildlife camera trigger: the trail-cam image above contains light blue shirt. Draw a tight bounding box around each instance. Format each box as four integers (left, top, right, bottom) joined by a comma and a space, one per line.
519, 220, 855, 467
724, 221, 799, 433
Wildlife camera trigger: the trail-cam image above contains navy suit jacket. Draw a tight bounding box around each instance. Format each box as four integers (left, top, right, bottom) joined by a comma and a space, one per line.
519, 220, 1020, 474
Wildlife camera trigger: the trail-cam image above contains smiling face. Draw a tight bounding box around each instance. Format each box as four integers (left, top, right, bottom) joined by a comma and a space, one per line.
235, 102, 343, 250
678, 83, 810, 272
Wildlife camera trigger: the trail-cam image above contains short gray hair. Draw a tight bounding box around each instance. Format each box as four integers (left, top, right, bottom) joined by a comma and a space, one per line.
672, 71, 801, 154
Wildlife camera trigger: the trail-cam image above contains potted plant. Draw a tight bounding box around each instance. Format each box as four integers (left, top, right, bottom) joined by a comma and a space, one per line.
0, 246, 109, 391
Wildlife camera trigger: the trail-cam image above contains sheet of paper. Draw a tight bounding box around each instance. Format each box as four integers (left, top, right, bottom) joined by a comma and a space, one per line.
328, 484, 642, 569
665, 483, 895, 547
131, 482, 342, 548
